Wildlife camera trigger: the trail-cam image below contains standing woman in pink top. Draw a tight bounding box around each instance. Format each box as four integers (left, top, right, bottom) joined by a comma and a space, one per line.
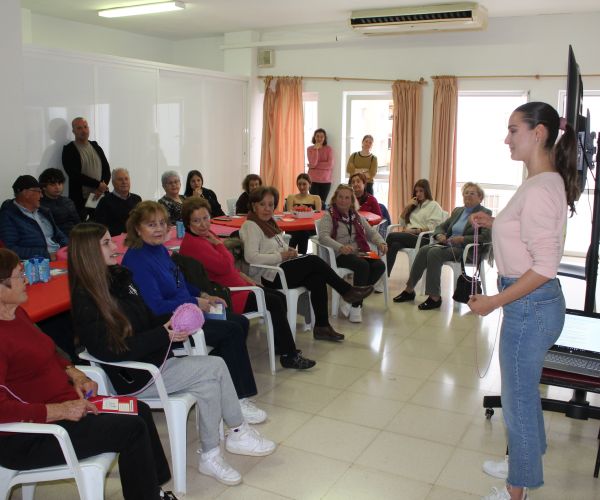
307, 128, 333, 205
469, 102, 578, 500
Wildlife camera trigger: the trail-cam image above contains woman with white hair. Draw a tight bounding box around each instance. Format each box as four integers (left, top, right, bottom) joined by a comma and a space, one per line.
158, 171, 185, 224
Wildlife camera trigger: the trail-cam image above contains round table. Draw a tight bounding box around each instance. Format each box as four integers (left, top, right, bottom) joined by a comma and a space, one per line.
211, 210, 382, 231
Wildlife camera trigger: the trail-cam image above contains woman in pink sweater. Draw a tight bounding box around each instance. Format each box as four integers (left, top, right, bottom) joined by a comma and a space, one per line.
307, 128, 333, 205
178, 197, 315, 370
469, 102, 579, 500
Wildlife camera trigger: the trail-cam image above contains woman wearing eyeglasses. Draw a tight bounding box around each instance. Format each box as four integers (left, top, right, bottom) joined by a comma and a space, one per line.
0, 248, 176, 499
120, 201, 267, 426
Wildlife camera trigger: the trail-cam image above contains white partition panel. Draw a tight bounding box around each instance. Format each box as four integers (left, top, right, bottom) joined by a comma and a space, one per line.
158, 70, 247, 201
22, 47, 248, 204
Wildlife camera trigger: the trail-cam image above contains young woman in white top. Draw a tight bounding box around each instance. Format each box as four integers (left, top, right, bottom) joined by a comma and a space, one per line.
386, 179, 444, 277
469, 102, 579, 500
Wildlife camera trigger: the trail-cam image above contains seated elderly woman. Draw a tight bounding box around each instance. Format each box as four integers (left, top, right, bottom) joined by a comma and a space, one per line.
179, 197, 315, 369
184, 170, 225, 217
235, 174, 262, 215
386, 179, 444, 276
68, 224, 275, 487
0, 248, 176, 500
120, 201, 267, 425
158, 170, 186, 224
319, 184, 387, 323
394, 182, 492, 310
349, 172, 381, 216
240, 186, 374, 342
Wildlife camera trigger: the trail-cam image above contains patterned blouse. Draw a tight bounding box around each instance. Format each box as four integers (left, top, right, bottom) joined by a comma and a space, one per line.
158, 195, 186, 224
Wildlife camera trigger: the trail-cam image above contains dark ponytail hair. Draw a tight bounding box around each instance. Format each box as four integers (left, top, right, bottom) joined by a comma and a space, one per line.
514, 101, 579, 214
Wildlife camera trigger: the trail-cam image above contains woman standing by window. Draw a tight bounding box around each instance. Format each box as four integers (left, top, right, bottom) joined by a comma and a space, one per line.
469, 102, 578, 500
306, 128, 333, 205
346, 134, 378, 195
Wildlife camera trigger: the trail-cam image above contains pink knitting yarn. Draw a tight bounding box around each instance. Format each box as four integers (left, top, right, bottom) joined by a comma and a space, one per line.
171, 303, 205, 332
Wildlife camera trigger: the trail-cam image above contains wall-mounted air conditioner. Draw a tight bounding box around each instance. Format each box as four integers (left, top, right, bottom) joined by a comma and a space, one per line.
350, 2, 488, 35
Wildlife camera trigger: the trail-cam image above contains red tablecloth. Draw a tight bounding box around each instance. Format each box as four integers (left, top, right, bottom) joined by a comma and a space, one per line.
22, 261, 70, 322
211, 211, 382, 231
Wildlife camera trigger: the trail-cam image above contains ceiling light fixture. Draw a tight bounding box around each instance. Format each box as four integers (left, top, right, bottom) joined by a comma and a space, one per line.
98, 1, 185, 18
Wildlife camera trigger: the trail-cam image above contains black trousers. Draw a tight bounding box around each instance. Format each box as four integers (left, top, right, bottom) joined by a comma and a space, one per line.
287, 229, 315, 254
263, 255, 352, 327
0, 402, 169, 500
309, 183, 331, 205
385, 232, 430, 275
203, 312, 257, 399
244, 287, 296, 355
336, 254, 385, 306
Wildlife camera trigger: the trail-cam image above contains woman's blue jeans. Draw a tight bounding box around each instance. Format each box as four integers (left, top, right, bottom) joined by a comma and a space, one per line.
498, 277, 565, 489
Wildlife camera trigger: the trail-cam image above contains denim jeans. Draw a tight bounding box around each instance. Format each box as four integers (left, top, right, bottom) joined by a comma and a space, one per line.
499, 277, 565, 489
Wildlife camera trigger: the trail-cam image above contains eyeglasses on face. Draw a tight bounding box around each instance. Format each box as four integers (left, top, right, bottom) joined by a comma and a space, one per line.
1, 271, 27, 286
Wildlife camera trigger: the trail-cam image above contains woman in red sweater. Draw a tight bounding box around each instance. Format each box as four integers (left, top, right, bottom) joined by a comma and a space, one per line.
0, 248, 175, 500
178, 197, 315, 370
350, 173, 382, 216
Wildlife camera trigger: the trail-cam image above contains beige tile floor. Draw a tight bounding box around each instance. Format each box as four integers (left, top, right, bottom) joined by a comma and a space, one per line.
8, 261, 600, 499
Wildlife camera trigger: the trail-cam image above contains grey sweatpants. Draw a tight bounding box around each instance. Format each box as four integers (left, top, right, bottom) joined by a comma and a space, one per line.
137, 355, 243, 451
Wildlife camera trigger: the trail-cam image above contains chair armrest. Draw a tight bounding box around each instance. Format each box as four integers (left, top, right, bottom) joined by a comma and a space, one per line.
229, 286, 267, 313
76, 365, 111, 395
78, 349, 170, 404
310, 237, 337, 268
415, 230, 434, 249
385, 223, 403, 238
249, 263, 290, 290
0, 422, 84, 482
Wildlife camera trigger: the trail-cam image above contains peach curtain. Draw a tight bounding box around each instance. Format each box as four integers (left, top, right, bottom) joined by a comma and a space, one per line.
388, 80, 422, 223
429, 76, 458, 212
260, 76, 304, 204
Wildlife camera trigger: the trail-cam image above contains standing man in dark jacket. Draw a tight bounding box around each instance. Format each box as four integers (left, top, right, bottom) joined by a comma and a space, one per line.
62, 117, 110, 219
0, 175, 68, 259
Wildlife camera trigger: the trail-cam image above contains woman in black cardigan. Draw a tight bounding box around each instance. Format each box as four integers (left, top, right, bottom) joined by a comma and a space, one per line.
68, 223, 275, 486
184, 170, 225, 217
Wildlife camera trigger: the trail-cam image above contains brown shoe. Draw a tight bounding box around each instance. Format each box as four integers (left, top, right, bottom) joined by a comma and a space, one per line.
341, 285, 374, 304
313, 326, 345, 342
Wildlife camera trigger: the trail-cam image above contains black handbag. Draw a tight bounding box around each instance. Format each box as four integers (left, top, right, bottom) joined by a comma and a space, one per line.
452, 260, 482, 304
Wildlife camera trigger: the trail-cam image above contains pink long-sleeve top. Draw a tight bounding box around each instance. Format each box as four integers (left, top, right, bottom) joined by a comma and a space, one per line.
179, 231, 250, 314
307, 145, 334, 183
493, 172, 567, 279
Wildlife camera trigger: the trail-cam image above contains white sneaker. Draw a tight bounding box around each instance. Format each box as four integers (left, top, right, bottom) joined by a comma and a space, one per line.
198, 447, 242, 486
239, 398, 267, 424
373, 278, 385, 293
339, 300, 351, 318
483, 457, 508, 479
225, 422, 276, 457
349, 305, 362, 323
482, 486, 527, 500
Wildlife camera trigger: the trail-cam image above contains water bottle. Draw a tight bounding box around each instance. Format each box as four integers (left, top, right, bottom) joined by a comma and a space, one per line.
176, 220, 185, 239
37, 258, 51, 283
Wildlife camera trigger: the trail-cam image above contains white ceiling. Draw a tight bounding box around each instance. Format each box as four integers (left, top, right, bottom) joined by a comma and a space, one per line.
21, 0, 600, 40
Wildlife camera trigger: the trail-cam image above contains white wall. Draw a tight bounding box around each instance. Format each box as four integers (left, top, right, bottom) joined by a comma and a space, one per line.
172, 36, 225, 72
25, 11, 174, 65
1, 1, 26, 196
250, 12, 600, 183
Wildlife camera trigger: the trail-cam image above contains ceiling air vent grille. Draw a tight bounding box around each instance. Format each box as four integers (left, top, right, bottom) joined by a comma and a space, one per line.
350, 3, 487, 35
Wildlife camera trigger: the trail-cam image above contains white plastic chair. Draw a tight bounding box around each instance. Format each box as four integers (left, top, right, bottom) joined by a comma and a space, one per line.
226, 198, 237, 216
369, 222, 389, 308
385, 210, 449, 294
248, 263, 313, 338
229, 285, 277, 374
78, 349, 198, 495
310, 236, 354, 317
443, 242, 490, 300
0, 366, 116, 500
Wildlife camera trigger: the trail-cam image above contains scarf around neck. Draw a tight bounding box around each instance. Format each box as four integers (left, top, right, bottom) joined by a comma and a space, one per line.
329, 205, 370, 252
247, 211, 282, 238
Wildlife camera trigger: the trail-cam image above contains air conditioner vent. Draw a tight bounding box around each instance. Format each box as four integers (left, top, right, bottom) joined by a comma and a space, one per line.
350, 3, 487, 35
